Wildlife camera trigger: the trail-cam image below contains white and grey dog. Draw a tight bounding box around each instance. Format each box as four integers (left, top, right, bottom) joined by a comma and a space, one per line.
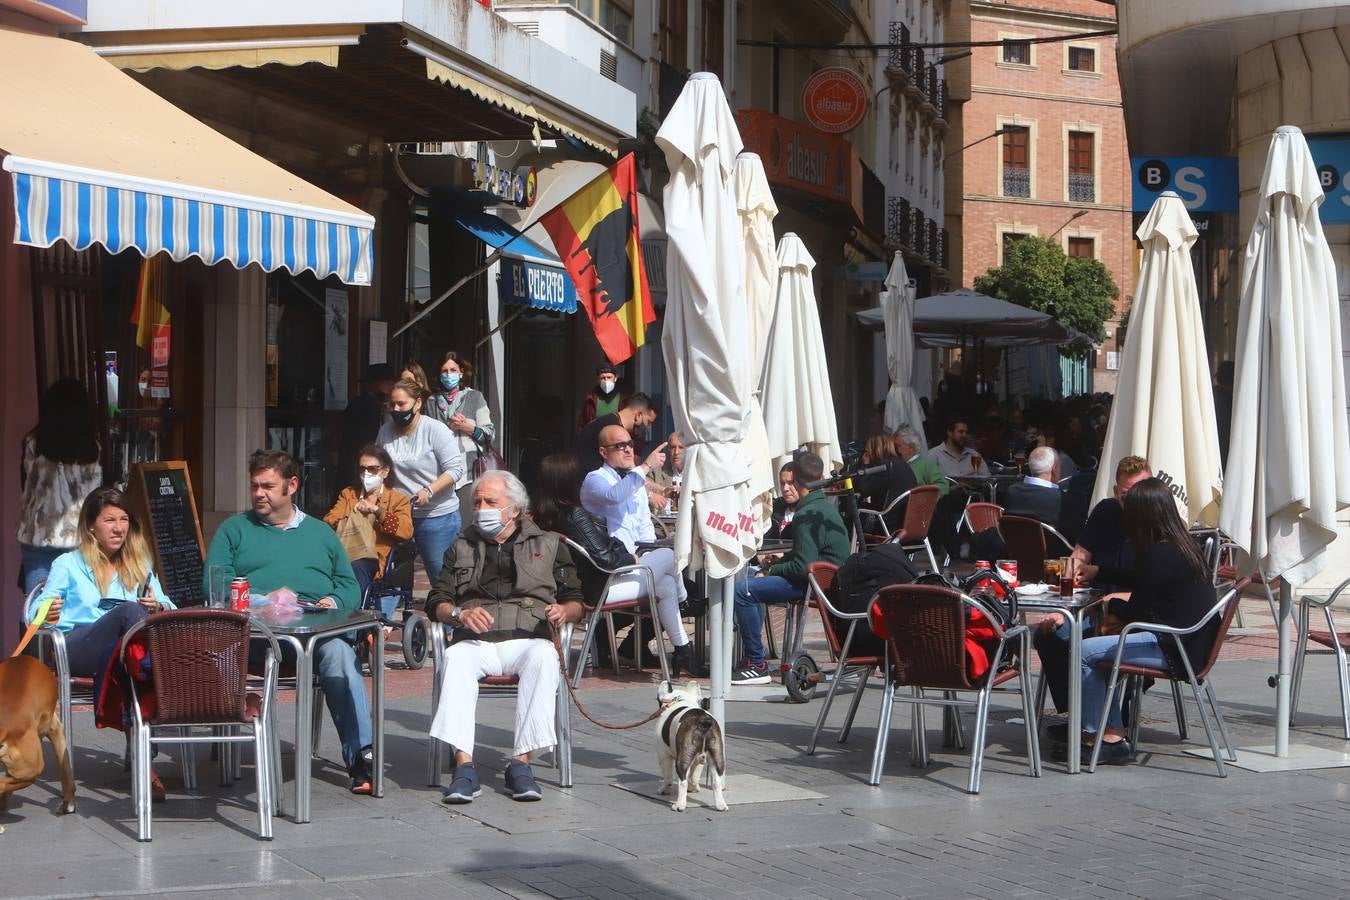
655, 680, 727, 812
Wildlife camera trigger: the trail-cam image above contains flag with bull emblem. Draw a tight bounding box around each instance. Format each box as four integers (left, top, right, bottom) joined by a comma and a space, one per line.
539, 154, 656, 364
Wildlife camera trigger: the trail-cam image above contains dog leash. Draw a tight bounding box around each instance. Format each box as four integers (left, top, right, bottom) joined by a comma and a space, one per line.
548, 624, 676, 731
9, 596, 56, 658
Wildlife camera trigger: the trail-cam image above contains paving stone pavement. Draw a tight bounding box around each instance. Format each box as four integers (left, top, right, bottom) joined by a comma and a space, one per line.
4, 618, 1350, 899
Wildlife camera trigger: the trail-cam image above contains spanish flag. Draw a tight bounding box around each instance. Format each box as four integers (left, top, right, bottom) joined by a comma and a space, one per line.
130, 255, 170, 351
539, 154, 656, 364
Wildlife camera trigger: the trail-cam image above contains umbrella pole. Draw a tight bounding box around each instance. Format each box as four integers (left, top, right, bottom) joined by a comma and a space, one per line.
707, 576, 727, 728
1277, 580, 1292, 757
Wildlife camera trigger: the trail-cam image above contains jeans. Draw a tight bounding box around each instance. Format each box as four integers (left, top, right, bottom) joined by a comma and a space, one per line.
64, 602, 150, 706
733, 572, 805, 667
351, 558, 378, 606
1080, 631, 1167, 734
20, 543, 72, 595
414, 510, 462, 586
1033, 615, 1094, 714
253, 637, 374, 769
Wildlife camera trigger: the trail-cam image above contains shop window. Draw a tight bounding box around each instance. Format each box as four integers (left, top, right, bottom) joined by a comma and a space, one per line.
699, 0, 724, 76
569, 0, 635, 45
1068, 131, 1095, 202
1068, 236, 1095, 258
1002, 126, 1030, 197
1002, 40, 1030, 65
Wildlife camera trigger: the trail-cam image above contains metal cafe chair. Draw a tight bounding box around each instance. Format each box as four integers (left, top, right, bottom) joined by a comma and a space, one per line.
1087, 578, 1252, 777
869, 583, 1040, 794
425, 619, 574, 789
802, 562, 886, 754
858, 484, 942, 573
118, 608, 282, 841
998, 514, 1073, 582
562, 537, 670, 686
1291, 576, 1350, 740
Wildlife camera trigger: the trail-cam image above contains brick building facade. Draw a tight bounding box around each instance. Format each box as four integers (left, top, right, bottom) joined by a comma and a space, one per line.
949, 0, 1133, 394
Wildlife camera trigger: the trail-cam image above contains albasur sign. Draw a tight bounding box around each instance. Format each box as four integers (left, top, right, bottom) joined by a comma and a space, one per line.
801, 67, 868, 134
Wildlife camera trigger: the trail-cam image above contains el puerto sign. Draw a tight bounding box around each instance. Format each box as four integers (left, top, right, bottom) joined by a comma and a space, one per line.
801, 67, 868, 134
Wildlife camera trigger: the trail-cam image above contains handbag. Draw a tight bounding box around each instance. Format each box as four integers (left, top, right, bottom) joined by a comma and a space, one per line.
336, 512, 378, 561
472, 436, 506, 479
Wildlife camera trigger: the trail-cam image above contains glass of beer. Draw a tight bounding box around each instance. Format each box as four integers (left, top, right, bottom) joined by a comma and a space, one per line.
971, 454, 983, 472
1043, 558, 1062, 585
1059, 557, 1076, 598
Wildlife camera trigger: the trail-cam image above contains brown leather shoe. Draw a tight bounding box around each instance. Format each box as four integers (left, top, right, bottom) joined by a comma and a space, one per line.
149, 770, 167, 803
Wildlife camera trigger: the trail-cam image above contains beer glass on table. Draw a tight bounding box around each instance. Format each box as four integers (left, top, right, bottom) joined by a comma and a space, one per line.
1058, 557, 1076, 599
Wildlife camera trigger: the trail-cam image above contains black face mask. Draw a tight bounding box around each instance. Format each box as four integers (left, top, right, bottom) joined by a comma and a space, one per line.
391, 408, 416, 429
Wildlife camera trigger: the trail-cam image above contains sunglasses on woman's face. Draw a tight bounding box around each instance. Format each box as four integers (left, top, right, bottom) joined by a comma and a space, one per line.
357, 464, 384, 474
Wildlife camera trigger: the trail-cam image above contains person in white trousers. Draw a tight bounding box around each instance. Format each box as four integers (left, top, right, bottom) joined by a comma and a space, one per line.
425, 471, 588, 804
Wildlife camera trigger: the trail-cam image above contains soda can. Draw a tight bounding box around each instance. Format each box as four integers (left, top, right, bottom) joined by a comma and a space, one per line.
996, 559, 1019, 587
229, 578, 250, 612
975, 560, 992, 571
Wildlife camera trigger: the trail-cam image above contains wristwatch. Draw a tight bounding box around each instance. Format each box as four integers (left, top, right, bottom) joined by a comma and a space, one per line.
446, 605, 462, 626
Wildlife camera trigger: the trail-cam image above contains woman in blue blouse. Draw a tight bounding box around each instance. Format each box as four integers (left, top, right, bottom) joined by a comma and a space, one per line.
26, 486, 173, 700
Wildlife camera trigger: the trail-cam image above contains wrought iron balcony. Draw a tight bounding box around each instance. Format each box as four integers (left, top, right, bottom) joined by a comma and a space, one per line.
1068, 173, 1096, 203
1002, 167, 1031, 198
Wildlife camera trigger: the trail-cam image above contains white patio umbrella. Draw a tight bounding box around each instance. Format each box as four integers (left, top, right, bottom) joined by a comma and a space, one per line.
760, 233, 843, 474
1219, 126, 1350, 758
880, 251, 926, 435
1091, 191, 1222, 527
655, 72, 756, 725
733, 151, 779, 538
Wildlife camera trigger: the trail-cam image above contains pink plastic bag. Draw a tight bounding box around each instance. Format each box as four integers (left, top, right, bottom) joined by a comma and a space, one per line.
251, 587, 304, 625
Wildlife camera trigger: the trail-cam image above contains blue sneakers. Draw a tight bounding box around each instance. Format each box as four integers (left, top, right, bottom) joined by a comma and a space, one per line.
441, 763, 482, 804
504, 760, 542, 802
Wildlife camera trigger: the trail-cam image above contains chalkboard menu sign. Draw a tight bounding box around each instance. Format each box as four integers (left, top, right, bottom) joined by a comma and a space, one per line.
128, 462, 206, 607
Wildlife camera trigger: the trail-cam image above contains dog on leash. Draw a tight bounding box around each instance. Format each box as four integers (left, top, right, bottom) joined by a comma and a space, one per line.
0, 656, 77, 823
655, 679, 727, 812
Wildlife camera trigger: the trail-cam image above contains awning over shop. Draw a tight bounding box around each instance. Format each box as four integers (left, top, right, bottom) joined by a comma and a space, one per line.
0, 26, 374, 285
444, 204, 576, 314
445, 204, 555, 261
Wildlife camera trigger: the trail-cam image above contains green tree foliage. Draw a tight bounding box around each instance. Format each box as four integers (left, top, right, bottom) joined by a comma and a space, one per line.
973, 236, 1119, 357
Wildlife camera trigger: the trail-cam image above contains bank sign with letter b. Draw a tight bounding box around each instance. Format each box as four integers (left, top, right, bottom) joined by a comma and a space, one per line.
1307, 135, 1350, 225
1132, 157, 1237, 213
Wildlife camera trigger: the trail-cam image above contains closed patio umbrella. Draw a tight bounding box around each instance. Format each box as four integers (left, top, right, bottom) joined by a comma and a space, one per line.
760, 233, 842, 474
733, 151, 779, 537
1219, 126, 1350, 757
656, 73, 757, 724
1091, 191, 1222, 527
881, 251, 926, 435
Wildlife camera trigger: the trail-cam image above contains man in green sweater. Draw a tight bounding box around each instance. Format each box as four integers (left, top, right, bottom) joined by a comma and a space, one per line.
732, 452, 849, 685
204, 449, 374, 793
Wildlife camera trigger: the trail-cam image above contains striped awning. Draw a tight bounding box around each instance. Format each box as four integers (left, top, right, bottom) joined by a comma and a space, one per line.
0, 27, 373, 285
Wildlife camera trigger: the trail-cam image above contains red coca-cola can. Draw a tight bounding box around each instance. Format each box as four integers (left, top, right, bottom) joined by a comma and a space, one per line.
975, 560, 992, 570
996, 559, 1019, 587
229, 578, 250, 612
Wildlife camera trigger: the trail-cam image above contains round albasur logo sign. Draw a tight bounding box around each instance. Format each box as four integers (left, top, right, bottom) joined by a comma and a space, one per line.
802, 67, 868, 134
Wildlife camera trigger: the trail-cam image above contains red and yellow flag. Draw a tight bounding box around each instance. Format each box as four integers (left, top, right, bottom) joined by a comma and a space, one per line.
539, 154, 656, 364
130, 255, 170, 352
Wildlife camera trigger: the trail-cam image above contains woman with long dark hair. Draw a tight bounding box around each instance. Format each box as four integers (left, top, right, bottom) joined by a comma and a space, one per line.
1074, 478, 1216, 764
17, 379, 104, 593
533, 453, 700, 677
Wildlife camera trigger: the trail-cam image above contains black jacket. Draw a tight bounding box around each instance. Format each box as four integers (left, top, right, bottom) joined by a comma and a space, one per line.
1098, 541, 1219, 677
1003, 479, 1063, 531
855, 458, 919, 532
557, 505, 635, 607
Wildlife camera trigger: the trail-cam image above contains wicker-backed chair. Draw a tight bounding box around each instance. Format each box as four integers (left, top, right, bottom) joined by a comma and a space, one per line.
1290, 577, 1350, 739
425, 619, 574, 788
869, 584, 1040, 794
961, 501, 1005, 536
563, 537, 670, 686
999, 514, 1073, 582
119, 608, 280, 841
860, 485, 941, 572
803, 562, 886, 754
1087, 578, 1251, 777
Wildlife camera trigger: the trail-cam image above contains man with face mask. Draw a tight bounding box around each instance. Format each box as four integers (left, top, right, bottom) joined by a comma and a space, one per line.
576, 363, 627, 430
425, 471, 587, 804
204, 449, 376, 793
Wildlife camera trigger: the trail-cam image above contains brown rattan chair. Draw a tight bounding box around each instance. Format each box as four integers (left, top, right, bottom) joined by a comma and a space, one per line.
961, 501, 1005, 535
562, 537, 670, 686
869, 583, 1040, 793
803, 562, 886, 754
999, 514, 1072, 581
1292, 576, 1350, 739
119, 608, 280, 841
1087, 577, 1252, 776
424, 619, 573, 788
860, 485, 941, 572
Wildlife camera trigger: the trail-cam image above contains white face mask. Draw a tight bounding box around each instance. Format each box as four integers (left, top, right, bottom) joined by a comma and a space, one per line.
361, 472, 384, 494
598, 379, 616, 395
477, 506, 511, 538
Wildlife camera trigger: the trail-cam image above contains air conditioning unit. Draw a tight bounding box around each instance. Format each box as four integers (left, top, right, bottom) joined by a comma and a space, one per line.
600, 49, 618, 82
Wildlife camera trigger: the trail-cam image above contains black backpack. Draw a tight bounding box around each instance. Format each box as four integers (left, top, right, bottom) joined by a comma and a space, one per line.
831, 543, 921, 616
914, 565, 1019, 629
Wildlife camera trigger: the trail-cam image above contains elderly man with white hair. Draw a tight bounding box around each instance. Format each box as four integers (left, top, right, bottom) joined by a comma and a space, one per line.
1003, 445, 1063, 530
425, 470, 588, 805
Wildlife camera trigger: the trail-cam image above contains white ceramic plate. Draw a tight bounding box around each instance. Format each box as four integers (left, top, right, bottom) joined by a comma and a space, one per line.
1016, 583, 1051, 596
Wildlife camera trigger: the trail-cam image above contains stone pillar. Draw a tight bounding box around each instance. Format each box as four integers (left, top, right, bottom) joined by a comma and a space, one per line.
200, 265, 267, 539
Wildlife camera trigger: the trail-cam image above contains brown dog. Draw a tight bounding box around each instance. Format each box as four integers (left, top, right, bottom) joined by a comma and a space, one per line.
0, 655, 76, 820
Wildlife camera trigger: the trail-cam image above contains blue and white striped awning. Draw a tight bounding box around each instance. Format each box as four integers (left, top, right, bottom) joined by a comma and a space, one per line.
7, 161, 373, 285
0, 27, 375, 286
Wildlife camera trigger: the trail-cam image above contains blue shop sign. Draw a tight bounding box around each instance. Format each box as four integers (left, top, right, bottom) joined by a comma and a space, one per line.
1131, 156, 1237, 212
499, 258, 577, 313
1309, 135, 1350, 225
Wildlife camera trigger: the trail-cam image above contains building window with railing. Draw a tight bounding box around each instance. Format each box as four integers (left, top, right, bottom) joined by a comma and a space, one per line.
1001, 231, 1029, 263
1002, 39, 1031, 66
1002, 125, 1030, 197
1068, 130, 1095, 202
1067, 45, 1096, 73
